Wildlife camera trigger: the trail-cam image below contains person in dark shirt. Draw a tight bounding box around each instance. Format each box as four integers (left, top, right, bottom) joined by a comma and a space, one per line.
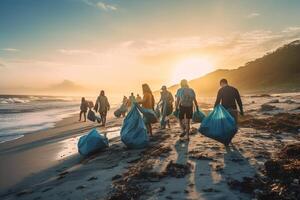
214, 79, 244, 122
79, 97, 88, 122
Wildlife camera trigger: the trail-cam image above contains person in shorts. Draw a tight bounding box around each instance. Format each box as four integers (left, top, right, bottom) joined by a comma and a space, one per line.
175, 79, 198, 140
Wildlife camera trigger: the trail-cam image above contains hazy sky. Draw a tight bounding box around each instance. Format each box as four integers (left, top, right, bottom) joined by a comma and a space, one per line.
1, 0, 300, 96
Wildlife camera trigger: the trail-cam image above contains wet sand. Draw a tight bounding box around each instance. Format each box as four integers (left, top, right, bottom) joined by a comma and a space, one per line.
0, 114, 123, 196
0, 93, 299, 200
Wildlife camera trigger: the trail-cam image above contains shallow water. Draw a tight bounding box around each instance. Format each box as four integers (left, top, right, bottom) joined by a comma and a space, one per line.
0, 95, 80, 143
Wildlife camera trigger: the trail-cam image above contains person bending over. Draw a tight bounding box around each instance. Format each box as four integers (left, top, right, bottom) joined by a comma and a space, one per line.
175, 79, 198, 140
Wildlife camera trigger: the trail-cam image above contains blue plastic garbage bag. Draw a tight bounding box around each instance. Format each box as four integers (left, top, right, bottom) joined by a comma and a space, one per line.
87, 109, 101, 122
137, 104, 158, 124
155, 105, 161, 118
114, 104, 128, 118
160, 102, 171, 127
120, 104, 149, 149
192, 107, 206, 123
173, 109, 179, 119
78, 128, 109, 156
163, 103, 173, 116
198, 105, 237, 145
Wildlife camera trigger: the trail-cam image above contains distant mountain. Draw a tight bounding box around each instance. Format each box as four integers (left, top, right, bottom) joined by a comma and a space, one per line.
168, 40, 300, 95
48, 80, 86, 93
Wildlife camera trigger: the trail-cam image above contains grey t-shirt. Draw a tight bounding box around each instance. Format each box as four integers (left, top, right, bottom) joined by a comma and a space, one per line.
176, 88, 195, 107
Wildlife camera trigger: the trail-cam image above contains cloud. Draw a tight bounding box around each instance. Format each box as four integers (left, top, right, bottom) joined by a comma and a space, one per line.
246, 12, 260, 19
282, 26, 300, 33
1, 48, 19, 52
58, 49, 99, 56
125, 27, 300, 68
83, 0, 117, 11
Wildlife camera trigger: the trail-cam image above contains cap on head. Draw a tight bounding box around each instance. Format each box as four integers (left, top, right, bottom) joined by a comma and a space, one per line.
161, 85, 167, 90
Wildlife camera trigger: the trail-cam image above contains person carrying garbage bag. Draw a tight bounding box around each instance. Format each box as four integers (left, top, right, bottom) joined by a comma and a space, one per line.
214, 78, 244, 123
175, 79, 199, 140
95, 90, 110, 126
120, 103, 149, 149
199, 105, 237, 146
137, 83, 156, 136
114, 96, 129, 118
199, 78, 243, 146
157, 85, 174, 129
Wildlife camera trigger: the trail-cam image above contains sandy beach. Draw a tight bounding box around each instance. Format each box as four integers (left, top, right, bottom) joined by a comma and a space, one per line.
0, 93, 299, 200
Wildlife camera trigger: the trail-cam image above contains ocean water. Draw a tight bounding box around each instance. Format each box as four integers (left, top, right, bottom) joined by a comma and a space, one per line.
0, 95, 81, 143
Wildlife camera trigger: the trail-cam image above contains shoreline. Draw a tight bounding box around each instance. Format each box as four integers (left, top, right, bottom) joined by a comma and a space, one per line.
0, 112, 123, 195
0, 93, 299, 199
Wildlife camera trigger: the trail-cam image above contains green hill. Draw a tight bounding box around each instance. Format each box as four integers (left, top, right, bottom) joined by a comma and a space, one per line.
168, 40, 300, 96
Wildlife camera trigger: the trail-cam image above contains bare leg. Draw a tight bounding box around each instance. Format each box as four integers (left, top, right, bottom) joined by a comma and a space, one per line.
186, 119, 190, 140
83, 111, 87, 122
179, 118, 186, 137
101, 112, 107, 126
79, 111, 83, 121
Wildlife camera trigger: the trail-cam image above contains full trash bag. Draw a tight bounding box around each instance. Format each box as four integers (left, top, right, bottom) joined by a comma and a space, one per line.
137, 104, 158, 124
87, 109, 101, 122
155, 105, 161, 118
192, 107, 206, 123
114, 104, 128, 118
120, 104, 149, 149
173, 109, 179, 119
163, 103, 173, 116
198, 105, 237, 145
160, 102, 172, 128
78, 128, 109, 156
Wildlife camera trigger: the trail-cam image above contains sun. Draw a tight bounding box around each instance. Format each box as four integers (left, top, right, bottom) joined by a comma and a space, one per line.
171, 57, 214, 85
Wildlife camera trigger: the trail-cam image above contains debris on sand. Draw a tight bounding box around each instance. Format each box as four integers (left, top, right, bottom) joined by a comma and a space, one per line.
260, 104, 279, 112
165, 160, 192, 178
264, 143, 300, 180
239, 113, 300, 133
283, 99, 296, 104
250, 94, 271, 98
142, 144, 172, 158
106, 182, 144, 200
228, 143, 300, 200
268, 99, 280, 103
188, 150, 214, 160
227, 176, 261, 194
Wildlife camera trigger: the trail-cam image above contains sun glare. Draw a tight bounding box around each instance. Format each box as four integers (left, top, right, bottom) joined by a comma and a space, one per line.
171, 57, 214, 85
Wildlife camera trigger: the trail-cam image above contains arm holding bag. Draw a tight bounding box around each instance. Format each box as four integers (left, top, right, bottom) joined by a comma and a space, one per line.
120, 104, 149, 149
192, 106, 206, 123
198, 105, 237, 145
136, 103, 158, 124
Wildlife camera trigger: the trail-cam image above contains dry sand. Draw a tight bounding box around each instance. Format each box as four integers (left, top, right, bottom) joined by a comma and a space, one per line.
0, 93, 299, 200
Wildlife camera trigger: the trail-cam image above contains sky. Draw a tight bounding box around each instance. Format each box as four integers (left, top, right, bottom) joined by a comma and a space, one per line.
1, 0, 300, 97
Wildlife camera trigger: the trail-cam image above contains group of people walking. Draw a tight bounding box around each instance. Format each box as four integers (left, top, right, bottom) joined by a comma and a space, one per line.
79, 78, 244, 140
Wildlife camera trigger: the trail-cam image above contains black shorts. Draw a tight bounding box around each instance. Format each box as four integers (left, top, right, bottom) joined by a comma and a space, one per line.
179, 105, 193, 120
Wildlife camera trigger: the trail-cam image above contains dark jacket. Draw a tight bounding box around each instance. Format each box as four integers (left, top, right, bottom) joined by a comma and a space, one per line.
214, 85, 243, 113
